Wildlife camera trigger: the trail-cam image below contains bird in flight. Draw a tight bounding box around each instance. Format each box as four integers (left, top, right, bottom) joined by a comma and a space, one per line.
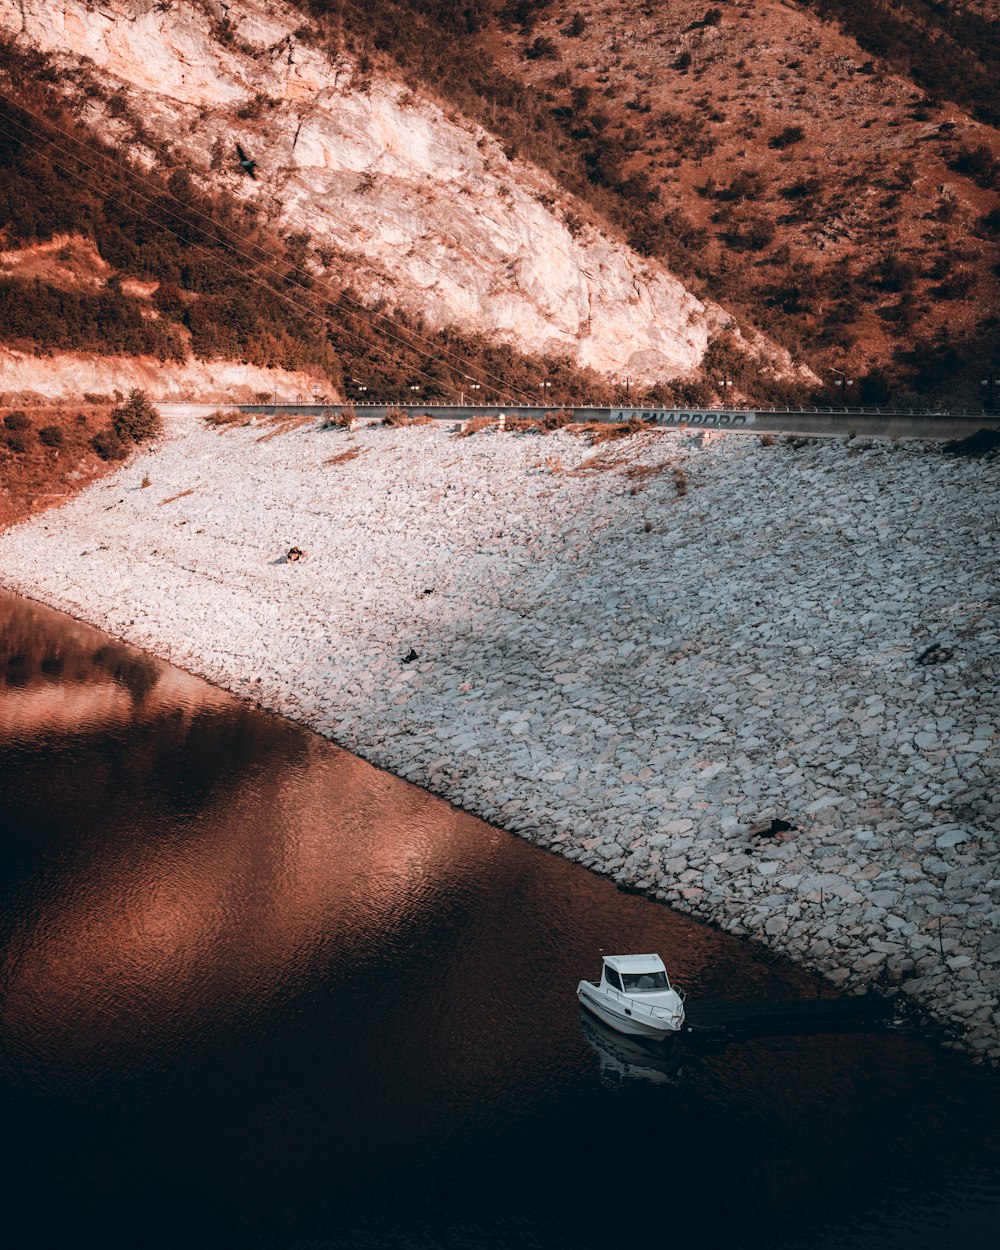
236, 143, 257, 179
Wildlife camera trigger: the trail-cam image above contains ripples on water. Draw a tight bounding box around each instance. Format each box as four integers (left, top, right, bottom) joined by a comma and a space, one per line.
1, 590, 998, 1248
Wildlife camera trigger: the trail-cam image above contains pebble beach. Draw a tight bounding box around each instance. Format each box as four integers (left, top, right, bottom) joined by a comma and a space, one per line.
1, 413, 998, 1058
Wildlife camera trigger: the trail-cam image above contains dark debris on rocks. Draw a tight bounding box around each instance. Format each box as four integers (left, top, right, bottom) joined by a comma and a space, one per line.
942, 428, 1000, 458
916, 643, 953, 666
750, 817, 797, 839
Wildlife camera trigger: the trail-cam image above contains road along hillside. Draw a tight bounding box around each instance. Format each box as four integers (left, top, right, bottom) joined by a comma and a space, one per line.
1, 416, 997, 1058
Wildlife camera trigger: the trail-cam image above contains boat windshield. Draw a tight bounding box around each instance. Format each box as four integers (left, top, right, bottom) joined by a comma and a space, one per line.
621, 971, 669, 993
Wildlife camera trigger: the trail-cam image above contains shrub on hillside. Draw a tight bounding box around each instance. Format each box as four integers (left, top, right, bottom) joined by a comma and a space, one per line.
38, 424, 64, 447
780, 176, 822, 201
4, 410, 30, 431
947, 143, 1000, 191
90, 428, 128, 460
382, 407, 433, 427
768, 125, 805, 149
979, 208, 1000, 236
525, 36, 558, 60
205, 410, 252, 428
111, 390, 162, 443
866, 254, 918, 293
713, 169, 765, 202
320, 403, 356, 429
722, 214, 776, 252
5, 429, 32, 453
932, 270, 976, 300
542, 408, 574, 430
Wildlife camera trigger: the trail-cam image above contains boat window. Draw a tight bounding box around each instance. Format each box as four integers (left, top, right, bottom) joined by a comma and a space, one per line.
604, 966, 623, 991
621, 971, 669, 993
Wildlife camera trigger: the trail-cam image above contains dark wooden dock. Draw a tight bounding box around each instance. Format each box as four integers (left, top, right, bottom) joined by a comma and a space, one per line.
683, 993, 893, 1041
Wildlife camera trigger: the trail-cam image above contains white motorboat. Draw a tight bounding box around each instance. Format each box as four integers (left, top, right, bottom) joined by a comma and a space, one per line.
576, 953, 685, 1039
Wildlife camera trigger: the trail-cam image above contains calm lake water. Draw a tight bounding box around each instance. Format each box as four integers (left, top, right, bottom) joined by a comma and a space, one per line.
1, 588, 999, 1249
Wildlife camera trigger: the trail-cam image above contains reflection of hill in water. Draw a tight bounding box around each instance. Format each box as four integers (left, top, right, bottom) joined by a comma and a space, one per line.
0, 590, 232, 740
2, 591, 158, 693
1, 588, 309, 829
0, 589, 509, 1084
579, 1010, 686, 1090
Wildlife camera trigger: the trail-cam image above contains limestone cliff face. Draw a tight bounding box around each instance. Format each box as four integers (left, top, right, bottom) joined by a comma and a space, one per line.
0, 0, 744, 382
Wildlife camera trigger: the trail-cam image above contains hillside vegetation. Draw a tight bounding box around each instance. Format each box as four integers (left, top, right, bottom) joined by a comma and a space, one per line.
799, 0, 1000, 126
300, 0, 999, 404
2, 1, 996, 406
0, 39, 625, 408
0, 399, 115, 528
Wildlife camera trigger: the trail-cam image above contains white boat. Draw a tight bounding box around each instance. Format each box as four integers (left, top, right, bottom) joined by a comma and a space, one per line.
576, 953, 686, 1038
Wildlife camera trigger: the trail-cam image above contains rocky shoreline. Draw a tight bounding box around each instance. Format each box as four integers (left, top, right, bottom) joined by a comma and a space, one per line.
1, 414, 997, 1059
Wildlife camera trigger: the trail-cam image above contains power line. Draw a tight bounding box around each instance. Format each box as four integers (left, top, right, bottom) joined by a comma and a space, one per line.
0, 114, 501, 403
0, 87, 542, 402
0, 85, 499, 389
0, 91, 521, 395
0, 120, 476, 401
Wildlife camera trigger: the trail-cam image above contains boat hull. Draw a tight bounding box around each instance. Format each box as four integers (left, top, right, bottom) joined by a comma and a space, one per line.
577, 981, 683, 1039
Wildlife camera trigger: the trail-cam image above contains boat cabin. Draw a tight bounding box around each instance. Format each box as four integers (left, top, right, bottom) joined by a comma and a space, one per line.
601, 953, 672, 995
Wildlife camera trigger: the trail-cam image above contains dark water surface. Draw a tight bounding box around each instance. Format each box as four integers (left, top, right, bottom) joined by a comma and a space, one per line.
1, 589, 998, 1249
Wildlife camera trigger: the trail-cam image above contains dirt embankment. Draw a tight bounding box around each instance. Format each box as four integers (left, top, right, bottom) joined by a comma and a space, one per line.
0, 402, 118, 530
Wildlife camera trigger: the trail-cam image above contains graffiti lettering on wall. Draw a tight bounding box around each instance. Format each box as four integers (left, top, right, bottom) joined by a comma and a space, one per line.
612, 410, 757, 427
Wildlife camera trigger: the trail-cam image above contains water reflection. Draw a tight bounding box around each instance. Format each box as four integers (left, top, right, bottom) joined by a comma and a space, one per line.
1, 595, 228, 741
1, 589, 999, 1250
579, 1010, 687, 1089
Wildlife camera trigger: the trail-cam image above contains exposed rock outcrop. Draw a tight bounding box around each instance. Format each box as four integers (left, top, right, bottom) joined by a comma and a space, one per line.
0, 0, 803, 383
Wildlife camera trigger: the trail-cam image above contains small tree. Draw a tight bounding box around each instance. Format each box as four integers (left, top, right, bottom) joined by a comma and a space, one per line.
38, 425, 65, 447
90, 428, 128, 460
525, 35, 558, 60
768, 125, 805, 149
5, 429, 32, 454
948, 144, 1000, 191
111, 389, 162, 444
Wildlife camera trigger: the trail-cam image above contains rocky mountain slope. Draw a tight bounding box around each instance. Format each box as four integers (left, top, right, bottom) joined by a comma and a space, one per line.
2, 1, 994, 406
0, 0, 809, 405
318, 0, 999, 404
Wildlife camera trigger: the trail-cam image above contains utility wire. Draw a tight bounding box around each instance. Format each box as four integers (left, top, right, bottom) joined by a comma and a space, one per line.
0, 114, 503, 403
0, 120, 475, 401
0, 88, 545, 403
0, 86, 523, 395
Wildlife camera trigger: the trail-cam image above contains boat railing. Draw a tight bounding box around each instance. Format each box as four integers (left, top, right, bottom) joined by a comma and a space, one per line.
604, 985, 683, 1021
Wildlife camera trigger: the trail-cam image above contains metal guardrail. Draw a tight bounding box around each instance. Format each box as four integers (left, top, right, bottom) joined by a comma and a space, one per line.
157, 401, 1000, 435
592, 983, 686, 1024
343, 403, 990, 416
177, 401, 988, 418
